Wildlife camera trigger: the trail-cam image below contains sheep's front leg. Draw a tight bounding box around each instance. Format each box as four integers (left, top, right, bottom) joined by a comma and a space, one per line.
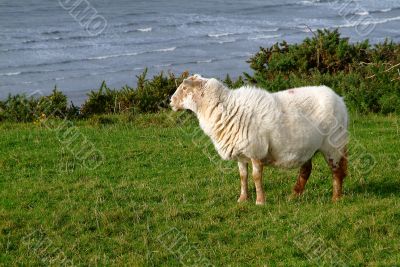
251, 159, 265, 205
237, 161, 248, 202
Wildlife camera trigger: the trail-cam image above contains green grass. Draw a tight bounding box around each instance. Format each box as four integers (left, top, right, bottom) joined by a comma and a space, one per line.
0, 111, 399, 266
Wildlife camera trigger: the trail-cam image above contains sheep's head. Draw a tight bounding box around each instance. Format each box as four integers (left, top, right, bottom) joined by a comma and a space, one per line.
170, 74, 208, 112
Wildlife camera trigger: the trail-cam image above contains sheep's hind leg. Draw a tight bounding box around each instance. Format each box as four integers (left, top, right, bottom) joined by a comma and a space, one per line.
237, 161, 248, 202
251, 159, 265, 205
330, 155, 347, 202
291, 159, 312, 197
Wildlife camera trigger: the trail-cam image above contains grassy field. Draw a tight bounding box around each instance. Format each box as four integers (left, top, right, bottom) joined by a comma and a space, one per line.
0, 111, 399, 266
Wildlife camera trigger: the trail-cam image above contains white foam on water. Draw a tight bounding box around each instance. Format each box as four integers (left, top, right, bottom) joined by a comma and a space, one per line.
208, 32, 235, 38
154, 47, 176, 52
137, 27, 152, 32
298, 0, 320, 6
87, 47, 176, 61
248, 34, 281, 40
333, 15, 400, 30
0, 71, 21, 76
88, 52, 140, 60
217, 39, 237, 44
260, 28, 280, 32
380, 8, 392, 13
367, 16, 400, 25
197, 59, 213, 63
355, 11, 369, 16
155, 63, 172, 67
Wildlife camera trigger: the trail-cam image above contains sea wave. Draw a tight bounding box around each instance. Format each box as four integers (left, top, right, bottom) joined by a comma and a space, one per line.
369, 7, 400, 14
22, 39, 37, 44
338, 15, 400, 28
240, 2, 299, 12
154, 47, 176, 52
208, 32, 235, 38
196, 59, 213, 63
364, 16, 400, 26
123, 11, 158, 17
155, 63, 172, 68
259, 28, 280, 32
41, 30, 69, 35
88, 47, 176, 60
137, 27, 152, 32
380, 8, 392, 13
248, 34, 281, 40
0, 71, 21, 76
2, 44, 93, 53
0, 69, 81, 77
355, 10, 369, 16
21, 35, 93, 44
217, 39, 237, 44
150, 54, 248, 69
113, 20, 158, 28
186, 21, 212, 26
299, 0, 320, 6
113, 22, 138, 28
88, 52, 140, 60
348, 7, 398, 16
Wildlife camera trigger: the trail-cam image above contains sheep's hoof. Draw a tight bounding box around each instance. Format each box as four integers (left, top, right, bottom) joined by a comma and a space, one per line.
288, 191, 302, 201
255, 199, 265, 205
237, 195, 248, 203
332, 195, 342, 202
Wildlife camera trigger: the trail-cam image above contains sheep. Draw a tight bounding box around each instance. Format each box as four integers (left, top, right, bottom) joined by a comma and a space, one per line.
170, 74, 348, 205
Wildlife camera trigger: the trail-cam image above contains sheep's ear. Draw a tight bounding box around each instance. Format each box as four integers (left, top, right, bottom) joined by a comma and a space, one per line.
185, 74, 203, 82
183, 76, 207, 90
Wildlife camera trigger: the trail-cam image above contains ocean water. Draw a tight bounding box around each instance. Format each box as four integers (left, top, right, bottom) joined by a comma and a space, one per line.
0, 0, 399, 104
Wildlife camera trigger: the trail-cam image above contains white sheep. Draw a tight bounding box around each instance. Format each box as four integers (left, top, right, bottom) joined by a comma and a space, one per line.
170, 75, 348, 205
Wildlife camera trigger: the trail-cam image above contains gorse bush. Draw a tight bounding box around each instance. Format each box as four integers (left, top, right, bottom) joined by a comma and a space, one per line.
0, 29, 399, 122
133, 69, 188, 113
223, 74, 245, 89
80, 69, 189, 117
0, 94, 35, 122
0, 88, 78, 122
245, 29, 400, 113
248, 29, 371, 75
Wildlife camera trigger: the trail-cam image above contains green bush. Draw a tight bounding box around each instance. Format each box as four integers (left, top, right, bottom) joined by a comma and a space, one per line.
223, 74, 245, 89
80, 69, 189, 117
0, 94, 36, 122
133, 69, 188, 113
80, 81, 121, 116
0, 88, 77, 122
245, 29, 400, 114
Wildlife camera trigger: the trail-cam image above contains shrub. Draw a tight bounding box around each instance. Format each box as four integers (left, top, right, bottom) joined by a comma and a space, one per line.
0, 94, 36, 122
245, 29, 400, 114
80, 81, 119, 116
133, 70, 187, 113
224, 74, 245, 89
0, 88, 76, 122
80, 69, 189, 117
